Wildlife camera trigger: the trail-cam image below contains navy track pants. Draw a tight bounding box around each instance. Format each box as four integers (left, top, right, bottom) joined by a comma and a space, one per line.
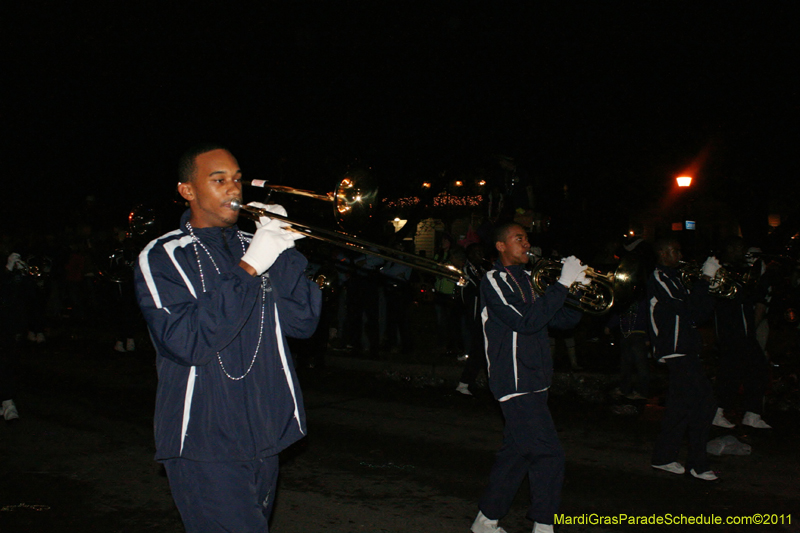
163, 455, 279, 533
479, 391, 564, 525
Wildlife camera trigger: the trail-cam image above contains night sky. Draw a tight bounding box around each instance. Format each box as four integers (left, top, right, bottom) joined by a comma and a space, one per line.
7, 3, 799, 245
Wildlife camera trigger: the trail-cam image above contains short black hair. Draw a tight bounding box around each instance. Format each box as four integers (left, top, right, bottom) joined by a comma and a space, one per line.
178, 143, 229, 183
465, 242, 484, 262
720, 236, 745, 262
450, 245, 467, 263
494, 222, 524, 244
653, 237, 679, 255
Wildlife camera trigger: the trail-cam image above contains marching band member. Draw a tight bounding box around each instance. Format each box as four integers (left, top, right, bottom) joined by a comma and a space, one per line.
134, 145, 321, 532
648, 237, 718, 481
712, 237, 771, 429
471, 222, 586, 533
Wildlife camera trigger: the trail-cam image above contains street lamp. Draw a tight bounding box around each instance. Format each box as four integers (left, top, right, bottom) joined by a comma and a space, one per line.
674, 175, 695, 233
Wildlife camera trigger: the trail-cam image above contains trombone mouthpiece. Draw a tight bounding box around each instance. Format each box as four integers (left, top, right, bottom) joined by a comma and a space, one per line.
229, 199, 242, 210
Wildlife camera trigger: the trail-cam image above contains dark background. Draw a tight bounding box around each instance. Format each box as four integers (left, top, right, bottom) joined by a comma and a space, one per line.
6, 2, 798, 248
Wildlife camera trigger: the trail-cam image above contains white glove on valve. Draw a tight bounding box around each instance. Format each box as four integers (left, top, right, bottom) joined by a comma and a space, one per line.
558, 256, 587, 288
702, 256, 721, 278
574, 270, 591, 286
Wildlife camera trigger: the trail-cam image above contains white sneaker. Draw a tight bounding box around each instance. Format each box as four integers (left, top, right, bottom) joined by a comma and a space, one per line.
471, 511, 507, 533
690, 468, 719, 481
114, 341, 126, 353
712, 407, 736, 428
2, 400, 19, 421
742, 411, 772, 429
652, 462, 685, 474
533, 523, 554, 533
456, 382, 473, 396
35, 332, 46, 344
126, 338, 136, 352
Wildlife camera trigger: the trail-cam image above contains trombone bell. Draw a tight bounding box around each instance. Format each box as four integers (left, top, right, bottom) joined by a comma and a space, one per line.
243, 168, 378, 233
332, 169, 378, 230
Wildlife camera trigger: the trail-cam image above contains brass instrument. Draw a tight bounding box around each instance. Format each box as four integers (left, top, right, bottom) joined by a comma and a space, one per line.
529, 254, 642, 315
745, 250, 798, 269
7, 255, 51, 279
233, 170, 466, 286
128, 204, 160, 239
97, 248, 137, 284
314, 273, 333, 291
678, 261, 756, 299
242, 168, 377, 233
96, 205, 158, 284
25, 255, 52, 279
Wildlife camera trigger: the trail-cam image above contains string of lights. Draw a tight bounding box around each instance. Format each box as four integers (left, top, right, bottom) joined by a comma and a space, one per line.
383, 193, 484, 209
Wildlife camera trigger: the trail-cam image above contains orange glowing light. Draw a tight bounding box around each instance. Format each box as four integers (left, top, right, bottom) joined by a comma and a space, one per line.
676, 176, 692, 187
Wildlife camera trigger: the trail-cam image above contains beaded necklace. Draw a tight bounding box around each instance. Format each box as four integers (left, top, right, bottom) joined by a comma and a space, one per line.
186, 222, 248, 292
186, 222, 266, 381
504, 266, 535, 303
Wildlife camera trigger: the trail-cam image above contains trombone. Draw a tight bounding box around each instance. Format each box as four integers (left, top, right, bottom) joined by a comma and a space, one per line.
233, 170, 466, 286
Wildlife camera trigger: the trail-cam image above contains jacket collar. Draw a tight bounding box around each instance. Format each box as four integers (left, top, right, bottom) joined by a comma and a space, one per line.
495, 260, 530, 284
179, 209, 242, 241
657, 264, 680, 277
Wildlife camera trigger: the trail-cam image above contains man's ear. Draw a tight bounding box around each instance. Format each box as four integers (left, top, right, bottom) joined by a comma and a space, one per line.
177, 181, 194, 203
496, 241, 505, 253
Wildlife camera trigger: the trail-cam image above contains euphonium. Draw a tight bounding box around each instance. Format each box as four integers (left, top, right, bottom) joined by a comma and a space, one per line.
528, 254, 641, 315
678, 261, 755, 299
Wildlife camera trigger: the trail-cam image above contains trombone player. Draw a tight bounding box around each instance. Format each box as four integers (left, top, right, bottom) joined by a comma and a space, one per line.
134, 144, 321, 532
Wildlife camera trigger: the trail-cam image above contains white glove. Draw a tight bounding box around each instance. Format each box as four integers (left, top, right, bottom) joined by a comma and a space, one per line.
558, 256, 586, 287
574, 270, 591, 286
702, 256, 721, 278
246, 201, 305, 242
241, 226, 294, 276
246, 202, 288, 230
6, 253, 22, 272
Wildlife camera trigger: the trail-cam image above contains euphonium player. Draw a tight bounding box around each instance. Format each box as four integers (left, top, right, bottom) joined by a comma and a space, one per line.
471, 222, 587, 533
134, 144, 321, 532
712, 237, 772, 429
648, 237, 719, 481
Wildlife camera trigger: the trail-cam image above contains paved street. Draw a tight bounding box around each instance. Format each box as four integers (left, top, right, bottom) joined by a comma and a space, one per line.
1, 325, 799, 533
